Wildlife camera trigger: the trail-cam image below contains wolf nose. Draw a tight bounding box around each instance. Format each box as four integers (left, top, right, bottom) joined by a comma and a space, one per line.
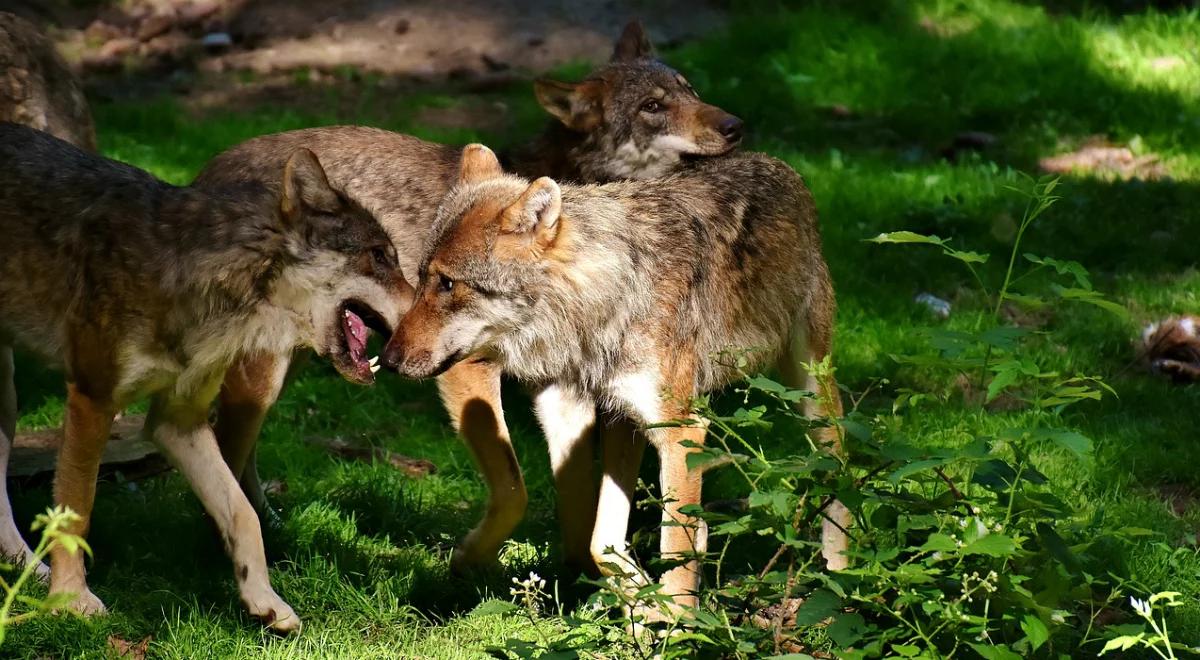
719, 116, 744, 142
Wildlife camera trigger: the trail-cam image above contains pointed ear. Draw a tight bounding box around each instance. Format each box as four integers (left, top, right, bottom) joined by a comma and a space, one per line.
534, 78, 604, 132
459, 143, 503, 185
501, 177, 562, 247
281, 148, 339, 222
612, 20, 654, 62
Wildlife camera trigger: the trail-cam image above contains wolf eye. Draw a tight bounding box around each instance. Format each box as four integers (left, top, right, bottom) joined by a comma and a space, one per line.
370, 247, 391, 269
438, 274, 455, 293
640, 99, 663, 114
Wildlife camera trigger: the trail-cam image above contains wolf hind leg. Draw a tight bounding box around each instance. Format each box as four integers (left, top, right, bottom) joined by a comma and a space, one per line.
534, 383, 599, 576
777, 315, 851, 571
590, 418, 648, 584
0, 345, 47, 578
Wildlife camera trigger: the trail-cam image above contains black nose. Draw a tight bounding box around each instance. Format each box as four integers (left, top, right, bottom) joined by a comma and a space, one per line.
719, 115, 744, 142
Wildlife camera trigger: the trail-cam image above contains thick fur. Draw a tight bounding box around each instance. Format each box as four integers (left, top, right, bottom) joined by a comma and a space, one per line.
512, 21, 742, 182
1142, 317, 1200, 382
383, 146, 842, 607
0, 123, 409, 632
192, 21, 755, 581
0, 12, 95, 150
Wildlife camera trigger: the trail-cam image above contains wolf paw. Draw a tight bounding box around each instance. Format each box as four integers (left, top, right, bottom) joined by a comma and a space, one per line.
66, 588, 108, 616
243, 590, 302, 635
449, 546, 501, 576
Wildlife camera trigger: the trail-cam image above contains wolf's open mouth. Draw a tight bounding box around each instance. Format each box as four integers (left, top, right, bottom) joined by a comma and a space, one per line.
336, 299, 392, 384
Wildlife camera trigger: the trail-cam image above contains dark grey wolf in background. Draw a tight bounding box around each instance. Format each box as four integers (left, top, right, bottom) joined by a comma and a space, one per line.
0, 122, 410, 632
382, 143, 842, 609
195, 21, 758, 580
0, 9, 97, 579
0, 12, 95, 149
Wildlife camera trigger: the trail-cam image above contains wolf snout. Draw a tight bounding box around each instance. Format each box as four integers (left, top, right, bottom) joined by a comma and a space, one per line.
718, 115, 744, 143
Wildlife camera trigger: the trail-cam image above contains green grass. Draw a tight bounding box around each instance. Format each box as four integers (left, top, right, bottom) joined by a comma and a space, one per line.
5, 0, 1200, 656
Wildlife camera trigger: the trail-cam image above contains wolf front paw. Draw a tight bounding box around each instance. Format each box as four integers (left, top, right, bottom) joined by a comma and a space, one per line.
242, 590, 302, 635
449, 545, 501, 576
57, 587, 107, 616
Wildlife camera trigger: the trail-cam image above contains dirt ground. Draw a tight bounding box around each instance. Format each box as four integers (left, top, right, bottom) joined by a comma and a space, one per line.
2, 0, 727, 84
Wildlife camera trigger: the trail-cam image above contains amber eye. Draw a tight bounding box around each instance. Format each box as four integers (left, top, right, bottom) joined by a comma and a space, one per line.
438, 274, 455, 293
640, 99, 663, 114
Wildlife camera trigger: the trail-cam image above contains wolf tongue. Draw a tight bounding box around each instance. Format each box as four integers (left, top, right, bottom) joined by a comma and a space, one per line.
342, 310, 369, 364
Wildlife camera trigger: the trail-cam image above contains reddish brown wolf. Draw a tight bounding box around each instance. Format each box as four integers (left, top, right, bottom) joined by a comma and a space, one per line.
382, 144, 842, 609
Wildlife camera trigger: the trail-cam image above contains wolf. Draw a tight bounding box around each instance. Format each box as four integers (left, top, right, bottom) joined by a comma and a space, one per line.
0, 12, 95, 150
381, 144, 843, 609
194, 21, 758, 580
0, 123, 410, 632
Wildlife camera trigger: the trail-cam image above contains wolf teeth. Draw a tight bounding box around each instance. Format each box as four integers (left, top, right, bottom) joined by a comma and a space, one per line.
370, 364, 381, 374
369, 356, 379, 366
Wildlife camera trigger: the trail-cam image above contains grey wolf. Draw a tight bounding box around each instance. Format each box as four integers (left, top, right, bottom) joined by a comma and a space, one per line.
0, 12, 95, 149
194, 21, 759, 581
382, 144, 843, 608
0, 123, 409, 632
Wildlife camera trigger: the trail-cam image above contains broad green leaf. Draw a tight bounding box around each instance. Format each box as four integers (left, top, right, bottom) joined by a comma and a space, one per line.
1051, 285, 1129, 319
866, 231, 947, 246
793, 589, 841, 626
1100, 635, 1144, 654
471, 600, 519, 617
946, 248, 990, 264
963, 533, 1018, 557
919, 533, 958, 553
1021, 614, 1050, 651
1043, 430, 1094, 465
970, 644, 1024, 660
1024, 254, 1092, 289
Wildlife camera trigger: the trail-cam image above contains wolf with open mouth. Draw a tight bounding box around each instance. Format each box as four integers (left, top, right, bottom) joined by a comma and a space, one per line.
0, 122, 411, 633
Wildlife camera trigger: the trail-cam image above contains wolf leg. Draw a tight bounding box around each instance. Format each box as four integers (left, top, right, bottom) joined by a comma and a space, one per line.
0, 345, 47, 577
608, 369, 707, 611
533, 383, 599, 576
778, 315, 850, 571
215, 351, 292, 517
590, 418, 647, 582
438, 358, 527, 572
148, 395, 300, 634
49, 383, 113, 615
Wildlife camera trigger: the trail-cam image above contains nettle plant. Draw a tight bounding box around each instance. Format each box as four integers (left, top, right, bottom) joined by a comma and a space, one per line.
485, 177, 1149, 658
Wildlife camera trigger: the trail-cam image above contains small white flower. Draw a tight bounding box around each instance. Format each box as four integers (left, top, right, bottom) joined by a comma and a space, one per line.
1131, 596, 1151, 618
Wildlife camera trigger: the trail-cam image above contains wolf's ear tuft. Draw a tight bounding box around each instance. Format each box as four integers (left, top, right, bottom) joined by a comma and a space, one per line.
534, 79, 603, 132
459, 144, 503, 185
502, 177, 562, 247
612, 20, 654, 62
281, 148, 339, 222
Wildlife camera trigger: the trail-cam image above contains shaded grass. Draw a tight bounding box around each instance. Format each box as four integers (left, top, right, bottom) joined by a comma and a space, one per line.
4, 0, 1200, 656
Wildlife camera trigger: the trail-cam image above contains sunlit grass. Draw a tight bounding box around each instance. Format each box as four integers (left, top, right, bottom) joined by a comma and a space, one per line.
5, 0, 1200, 655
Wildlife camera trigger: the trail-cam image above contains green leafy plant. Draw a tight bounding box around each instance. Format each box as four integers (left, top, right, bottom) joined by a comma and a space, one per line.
1100, 591, 1199, 659
870, 175, 1123, 412
484, 177, 1137, 657
0, 506, 90, 646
